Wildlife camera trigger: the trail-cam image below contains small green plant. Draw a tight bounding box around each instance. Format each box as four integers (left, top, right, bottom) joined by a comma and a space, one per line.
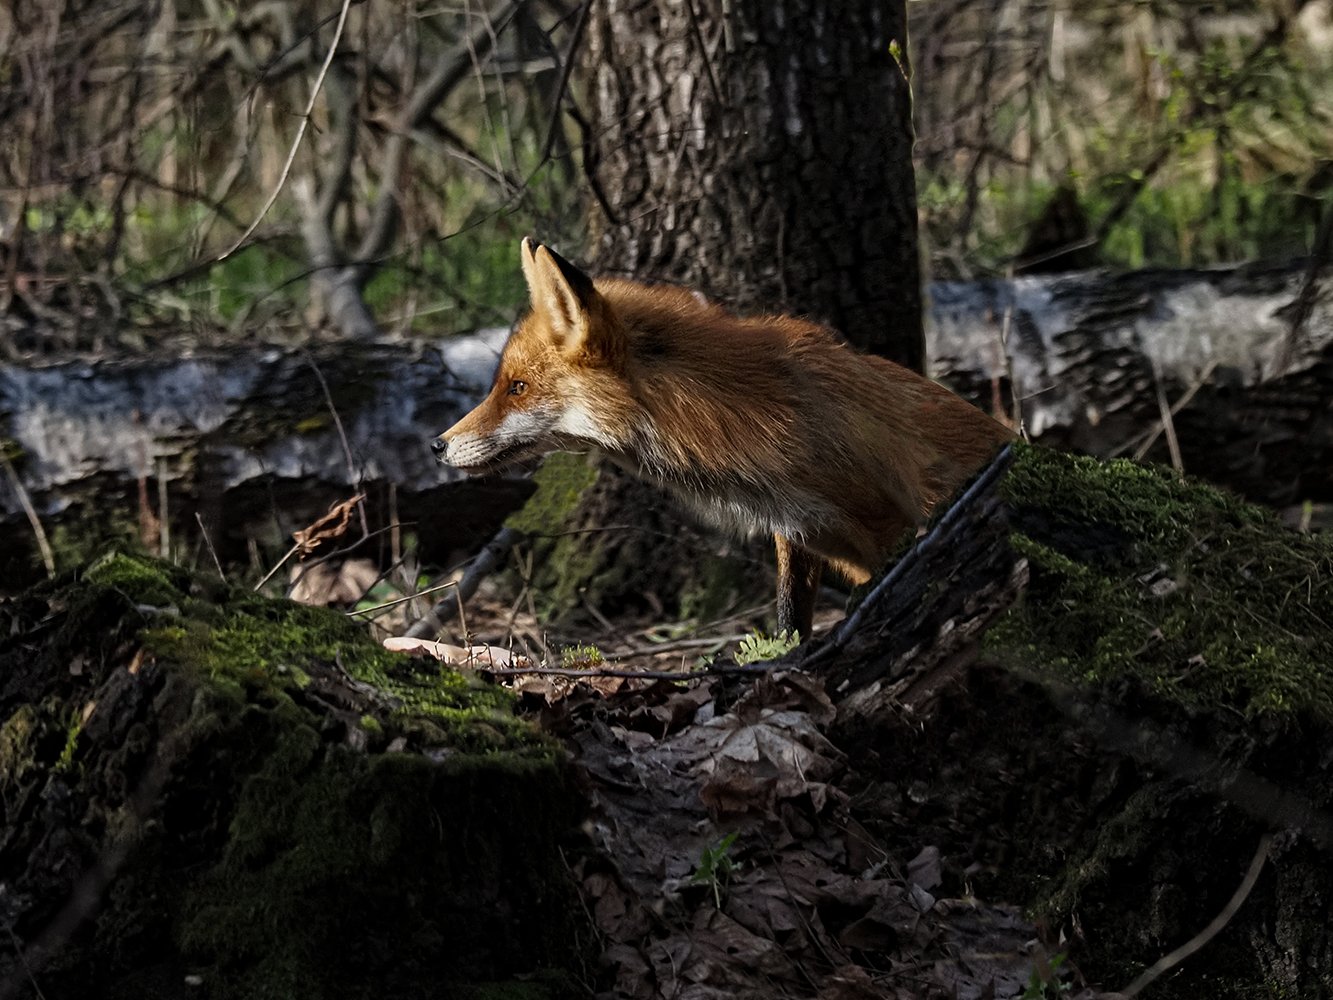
560, 643, 605, 669
733, 631, 799, 666
1021, 951, 1072, 1000
691, 832, 741, 909
359, 714, 383, 735
54, 712, 83, 774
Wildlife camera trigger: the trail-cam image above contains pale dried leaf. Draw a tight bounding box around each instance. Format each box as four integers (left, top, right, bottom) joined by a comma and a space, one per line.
382, 636, 528, 668
290, 558, 378, 606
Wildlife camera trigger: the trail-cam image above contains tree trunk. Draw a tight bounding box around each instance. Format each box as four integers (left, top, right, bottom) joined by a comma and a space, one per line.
584, 0, 922, 366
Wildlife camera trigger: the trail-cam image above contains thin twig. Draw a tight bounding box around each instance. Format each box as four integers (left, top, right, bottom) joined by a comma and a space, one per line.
997, 263, 1027, 437
0, 452, 55, 578
539, 0, 592, 164
454, 582, 470, 644
346, 579, 460, 618
684, 0, 724, 108
195, 512, 226, 581
220, 0, 355, 259
477, 662, 773, 680
156, 456, 170, 559
1150, 359, 1185, 477
404, 525, 523, 639
1122, 833, 1272, 998
303, 352, 369, 537
1124, 360, 1218, 461
254, 543, 300, 592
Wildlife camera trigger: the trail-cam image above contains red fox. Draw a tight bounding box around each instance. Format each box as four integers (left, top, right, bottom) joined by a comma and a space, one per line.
433, 238, 1014, 639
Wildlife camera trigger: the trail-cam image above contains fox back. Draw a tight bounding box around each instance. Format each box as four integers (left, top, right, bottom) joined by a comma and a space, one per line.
435, 239, 1013, 637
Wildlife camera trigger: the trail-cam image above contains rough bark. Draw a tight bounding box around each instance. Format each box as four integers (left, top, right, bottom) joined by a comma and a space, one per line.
584, 0, 923, 366
931, 259, 1333, 507
0, 332, 533, 584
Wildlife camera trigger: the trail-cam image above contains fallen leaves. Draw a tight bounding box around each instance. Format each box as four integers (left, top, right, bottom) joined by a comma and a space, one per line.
569, 670, 1103, 1000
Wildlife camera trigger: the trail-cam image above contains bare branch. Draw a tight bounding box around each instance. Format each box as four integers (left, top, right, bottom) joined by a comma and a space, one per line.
404, 526, 524, 639
1122, 834, 1273, 998
221, 0, 356, 260
353, 0, 525, 267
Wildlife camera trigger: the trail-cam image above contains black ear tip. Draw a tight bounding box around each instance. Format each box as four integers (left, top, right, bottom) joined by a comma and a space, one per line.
546, 246, 596, 299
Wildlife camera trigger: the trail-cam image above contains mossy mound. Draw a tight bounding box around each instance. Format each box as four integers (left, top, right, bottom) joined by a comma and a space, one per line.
994, 445, 1333, 720
0, 553, 588, 1000
988, 448, 1333, 995
840, 445, 1333, 998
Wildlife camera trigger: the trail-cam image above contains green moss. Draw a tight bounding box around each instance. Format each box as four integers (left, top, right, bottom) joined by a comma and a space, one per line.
0, 705, 36, 777
83, 551, 186, 607
69, 551, 555, 757
505, 451, 600, 536
0, 551, 588, 997
560, 643, 605, 668
53, 711, 82, 773
988, 443, 1333, 721
135, 578, 537, 754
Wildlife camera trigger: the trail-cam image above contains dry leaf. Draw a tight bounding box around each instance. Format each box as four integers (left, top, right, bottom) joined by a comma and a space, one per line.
290, 558, 379, 606
292, 494, 365, 557
382, 636, 528, 668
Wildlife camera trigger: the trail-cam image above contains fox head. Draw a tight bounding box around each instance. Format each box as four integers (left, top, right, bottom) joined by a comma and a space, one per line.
432, 238, 629, 473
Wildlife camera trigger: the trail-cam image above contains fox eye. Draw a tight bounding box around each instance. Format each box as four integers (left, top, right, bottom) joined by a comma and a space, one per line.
507, 379, 527, 396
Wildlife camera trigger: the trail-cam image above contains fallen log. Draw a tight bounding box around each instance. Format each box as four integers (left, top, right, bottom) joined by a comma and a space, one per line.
1, 260, 1329, 585
931, 259, 1333, 506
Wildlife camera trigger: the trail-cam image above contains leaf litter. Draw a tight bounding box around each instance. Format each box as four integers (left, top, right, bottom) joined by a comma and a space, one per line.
562, 670, 1114, 1000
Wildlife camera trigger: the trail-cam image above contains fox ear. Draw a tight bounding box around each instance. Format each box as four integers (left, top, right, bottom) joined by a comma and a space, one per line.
521, 238, 601, 354
520, 236, 541, 297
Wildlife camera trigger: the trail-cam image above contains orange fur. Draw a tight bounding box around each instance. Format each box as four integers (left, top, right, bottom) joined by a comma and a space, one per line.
436, 239, 1014, 638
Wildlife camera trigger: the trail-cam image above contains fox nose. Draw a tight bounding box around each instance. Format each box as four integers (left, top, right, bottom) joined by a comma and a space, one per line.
430, 436, 448, 458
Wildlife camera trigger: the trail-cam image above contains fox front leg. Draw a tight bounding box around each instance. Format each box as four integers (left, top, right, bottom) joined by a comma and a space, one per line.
774, 534, 823, 641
